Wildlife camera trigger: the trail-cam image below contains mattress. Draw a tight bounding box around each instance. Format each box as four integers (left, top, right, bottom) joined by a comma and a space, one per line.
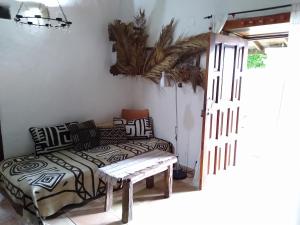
0, 138, 172, 218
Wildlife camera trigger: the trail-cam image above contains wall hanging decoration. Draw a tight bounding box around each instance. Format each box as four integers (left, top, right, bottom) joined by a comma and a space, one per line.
14, 0, 72, 28
108, 10, 209, 91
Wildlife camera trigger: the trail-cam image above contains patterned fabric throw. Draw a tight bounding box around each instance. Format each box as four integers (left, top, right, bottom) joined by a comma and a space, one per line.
68, 120, 100, 151
98, 125, 128, 146
0, 138, 172, 218
29, 122, 78, 156
113, 117, 154, 139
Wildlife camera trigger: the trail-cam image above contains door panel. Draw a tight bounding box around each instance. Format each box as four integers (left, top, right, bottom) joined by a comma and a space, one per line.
199, 33, 248, 190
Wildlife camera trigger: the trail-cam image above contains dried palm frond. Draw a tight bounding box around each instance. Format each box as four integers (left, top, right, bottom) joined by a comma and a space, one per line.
108, 11, 210, 91
170, 67, 206, 92
108, 10, 148, 75
143, 19, 176, 73
144, 54, 180, 82
144, 34, 209, 81
168, 33, 209, 56
155, 19, 176, 49
134, 9, 146, 29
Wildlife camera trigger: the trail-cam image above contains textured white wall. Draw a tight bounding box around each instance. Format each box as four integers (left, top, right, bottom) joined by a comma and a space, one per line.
0, 0, 133, 158
1, 0, 298, 160
124, 0, 215, 168
123, 0, 299, 168
132, 78, 205, 168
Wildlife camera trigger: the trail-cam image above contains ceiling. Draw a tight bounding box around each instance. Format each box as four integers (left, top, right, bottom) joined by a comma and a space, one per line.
230, 22, 289, 39
248, 37, 288, 52
231, 23, 289, 52
223, 11, 290, 52
227, 23, 290, 53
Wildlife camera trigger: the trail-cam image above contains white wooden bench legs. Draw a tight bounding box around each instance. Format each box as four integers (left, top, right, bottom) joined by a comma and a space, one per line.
99, 150, 177, 224
105, 166, 174, 224
122, 179, 133, 224
164, 164, 173, 198
105, 181, 113, 212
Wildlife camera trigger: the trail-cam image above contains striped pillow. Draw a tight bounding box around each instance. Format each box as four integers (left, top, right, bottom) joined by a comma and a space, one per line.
29, 122, 77, 155
113, 117, 154, 139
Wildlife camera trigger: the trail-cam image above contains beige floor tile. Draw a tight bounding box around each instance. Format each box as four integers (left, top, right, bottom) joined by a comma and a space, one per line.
0, 193, 23, 225
70, 211, 121, 225
43, 215, 75, 225
1, 157, 299, 225
0, 218, 23, 225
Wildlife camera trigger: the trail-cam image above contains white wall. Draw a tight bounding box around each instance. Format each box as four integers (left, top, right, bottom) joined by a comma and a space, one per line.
132, 0, 214, 44
123, 0, 216, 168
2, 0, 298, 161
122, 0, 300, 168
132, 78, 205, 168
0, 0, 134, 158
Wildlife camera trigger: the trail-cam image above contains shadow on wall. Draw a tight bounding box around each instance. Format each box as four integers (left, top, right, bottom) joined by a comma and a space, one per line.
182, 104, 195, 166
183, 104, 195, 131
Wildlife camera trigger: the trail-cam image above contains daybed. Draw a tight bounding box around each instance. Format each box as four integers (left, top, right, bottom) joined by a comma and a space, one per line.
0, 138, 172, 218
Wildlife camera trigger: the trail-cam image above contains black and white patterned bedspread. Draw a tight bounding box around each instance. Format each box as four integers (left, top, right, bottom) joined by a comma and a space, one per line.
0, 138, 172, 218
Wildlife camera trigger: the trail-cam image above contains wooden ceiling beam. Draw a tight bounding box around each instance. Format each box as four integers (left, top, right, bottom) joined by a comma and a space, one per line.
283, 38, 288, 47
253, 41, 265, 52
223, 12, 291, 31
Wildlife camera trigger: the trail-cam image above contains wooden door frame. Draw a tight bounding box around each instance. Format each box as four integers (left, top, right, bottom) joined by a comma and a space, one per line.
199, 34, 212, 190
223, 12, 290, 32
223, 12, 290, 40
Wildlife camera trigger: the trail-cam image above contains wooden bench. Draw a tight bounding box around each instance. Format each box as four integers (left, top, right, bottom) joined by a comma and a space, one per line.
99, 150, 177, 223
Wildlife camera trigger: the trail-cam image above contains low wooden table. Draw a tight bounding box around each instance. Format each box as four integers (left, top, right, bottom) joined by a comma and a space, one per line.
99, 150, 177, 223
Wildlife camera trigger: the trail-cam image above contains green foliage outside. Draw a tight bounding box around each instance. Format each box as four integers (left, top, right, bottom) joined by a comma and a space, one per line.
247, 53, 267, 69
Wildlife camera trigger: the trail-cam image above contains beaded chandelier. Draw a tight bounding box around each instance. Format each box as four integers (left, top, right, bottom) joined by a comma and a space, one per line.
14, 0, 72, 28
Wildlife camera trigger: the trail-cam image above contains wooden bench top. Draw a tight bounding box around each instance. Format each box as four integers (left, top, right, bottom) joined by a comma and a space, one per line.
100, 150, 177, 223
99, 150, 177, 184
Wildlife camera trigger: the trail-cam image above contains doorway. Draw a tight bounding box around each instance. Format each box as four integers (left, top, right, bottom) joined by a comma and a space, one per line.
212, 16, 299, 224
223, 12, 290, 161
242, 39, 288, 161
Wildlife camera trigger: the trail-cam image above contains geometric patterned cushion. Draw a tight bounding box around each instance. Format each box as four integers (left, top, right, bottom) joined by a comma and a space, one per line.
113, 117, 154, 139
97, 125, 128, 146
67, 120, 100, 151
29, 122, 78, 156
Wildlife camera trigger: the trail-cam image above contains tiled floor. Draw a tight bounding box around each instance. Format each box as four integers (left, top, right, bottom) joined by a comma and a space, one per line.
0, 175, 197, 225
47, 175, 197, 225
0, 192, 23, 225
1, 150, 299, 225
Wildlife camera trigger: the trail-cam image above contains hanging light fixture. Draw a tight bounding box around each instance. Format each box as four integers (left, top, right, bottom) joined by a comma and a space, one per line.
14, 0, 72, 28
0, 4, 11, 20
